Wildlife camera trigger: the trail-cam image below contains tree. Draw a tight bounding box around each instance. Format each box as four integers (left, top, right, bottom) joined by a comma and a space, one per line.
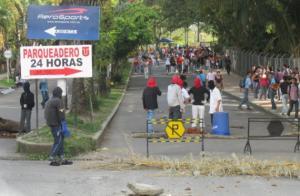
111, 2, 158, 73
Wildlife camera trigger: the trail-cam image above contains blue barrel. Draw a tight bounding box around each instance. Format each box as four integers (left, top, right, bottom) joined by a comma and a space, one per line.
212, 112, 230, 135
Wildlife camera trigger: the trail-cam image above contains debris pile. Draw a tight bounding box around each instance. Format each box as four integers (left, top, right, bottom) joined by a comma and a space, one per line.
85, 153, 300, 179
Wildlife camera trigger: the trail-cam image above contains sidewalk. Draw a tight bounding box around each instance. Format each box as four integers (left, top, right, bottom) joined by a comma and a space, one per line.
222, 71, 283, 117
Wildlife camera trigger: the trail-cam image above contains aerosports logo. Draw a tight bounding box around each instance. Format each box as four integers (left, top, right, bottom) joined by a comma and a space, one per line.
47, 8, 87, 15
37, 7, 89, 21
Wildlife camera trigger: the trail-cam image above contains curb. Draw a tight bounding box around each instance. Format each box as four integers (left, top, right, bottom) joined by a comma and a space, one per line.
16, 67, 132, 155
92, 75, 131, 146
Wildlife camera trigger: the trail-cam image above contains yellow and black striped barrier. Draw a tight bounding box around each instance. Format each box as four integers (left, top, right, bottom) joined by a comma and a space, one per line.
148, 136, 202, 143
149, 118, 202, 125
146, 118, 205, 157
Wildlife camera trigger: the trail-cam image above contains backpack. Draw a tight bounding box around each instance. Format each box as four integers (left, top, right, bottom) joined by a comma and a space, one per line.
239, 77, 246, 88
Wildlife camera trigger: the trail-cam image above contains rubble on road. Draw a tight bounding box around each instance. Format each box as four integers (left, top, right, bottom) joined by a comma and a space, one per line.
0, 87, 15, 95
0, 117, 19, 133
127, 182, 164, 196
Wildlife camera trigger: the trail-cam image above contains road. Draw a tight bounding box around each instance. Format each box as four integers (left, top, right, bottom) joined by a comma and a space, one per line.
96, 65, 300, 160
0, 64, 299, 195
0, 160, 299, 196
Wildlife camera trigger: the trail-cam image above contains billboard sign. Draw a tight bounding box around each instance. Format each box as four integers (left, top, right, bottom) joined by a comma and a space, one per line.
20, 45, 92, 79
27, 5, 100, 40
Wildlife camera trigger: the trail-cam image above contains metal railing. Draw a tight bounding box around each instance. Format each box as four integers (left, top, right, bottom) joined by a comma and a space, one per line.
227, 49, 300, 75
244, 118, 300, 154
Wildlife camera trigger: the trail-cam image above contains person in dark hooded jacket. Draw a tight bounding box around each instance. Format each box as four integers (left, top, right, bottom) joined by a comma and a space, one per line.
45, 87, 72, 166
142, 77, 161, 134
19, 82, 34, 133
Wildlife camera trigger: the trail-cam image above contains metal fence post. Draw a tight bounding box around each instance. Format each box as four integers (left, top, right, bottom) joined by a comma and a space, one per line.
146, 119, 149, 157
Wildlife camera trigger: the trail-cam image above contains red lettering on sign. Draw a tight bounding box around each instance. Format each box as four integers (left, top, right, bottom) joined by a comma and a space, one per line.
82, 47, 89, 56
22, 47, 81, 59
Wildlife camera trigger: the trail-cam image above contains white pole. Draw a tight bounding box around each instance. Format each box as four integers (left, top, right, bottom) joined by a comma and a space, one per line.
6, 58, 9, 82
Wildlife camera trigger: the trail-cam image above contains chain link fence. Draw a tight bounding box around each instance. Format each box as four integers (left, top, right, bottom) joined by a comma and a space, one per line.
226, 49, 300, 76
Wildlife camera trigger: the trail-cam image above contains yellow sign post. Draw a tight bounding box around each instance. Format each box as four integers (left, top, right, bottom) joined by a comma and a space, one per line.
165, 120, 185, 139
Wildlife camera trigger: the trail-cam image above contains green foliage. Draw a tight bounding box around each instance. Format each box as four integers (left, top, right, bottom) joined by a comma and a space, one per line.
0, 79, 15, 88
156, 0, 300, 55
111, 2, 158, 60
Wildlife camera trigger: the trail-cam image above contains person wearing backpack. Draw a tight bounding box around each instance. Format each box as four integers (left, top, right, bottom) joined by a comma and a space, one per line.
238, 71, 252, 110
287, 77, 299, 119
19, 82, 35, 134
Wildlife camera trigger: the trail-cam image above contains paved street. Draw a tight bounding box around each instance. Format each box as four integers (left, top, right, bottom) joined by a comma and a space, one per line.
0, 65, 300, 195
95, 65, 300, 160
0, 160, 299, 196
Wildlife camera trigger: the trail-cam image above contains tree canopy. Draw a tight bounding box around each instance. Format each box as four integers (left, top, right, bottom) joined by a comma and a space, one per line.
157, 0, 300, 55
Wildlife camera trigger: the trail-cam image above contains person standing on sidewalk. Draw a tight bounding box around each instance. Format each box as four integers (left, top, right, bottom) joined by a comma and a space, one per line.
188, 77, 210, 133
238, 71, 252, 110
142, 77, 162, 134
280, 76, 289, 115
259, 71, 269, 100
287, 78, 299, 119
45, 87, 72, 166
19, 82, 35, 134
208, 80, 223, 126
39, 79, 49, 109
269, 73, 279, 110
167, 75, 185, 119
252, 70, 260, 99
224, 55, 231, 75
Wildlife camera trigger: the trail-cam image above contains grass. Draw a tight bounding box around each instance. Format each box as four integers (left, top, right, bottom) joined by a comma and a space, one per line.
22, 88, 123, 157
0, 78, 15, 88
21, 62, 131, 158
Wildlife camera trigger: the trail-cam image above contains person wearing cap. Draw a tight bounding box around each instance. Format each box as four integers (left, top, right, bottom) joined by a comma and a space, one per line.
167, 75, 185, 119
142, 77, 162, 134
45, 87, 72, 166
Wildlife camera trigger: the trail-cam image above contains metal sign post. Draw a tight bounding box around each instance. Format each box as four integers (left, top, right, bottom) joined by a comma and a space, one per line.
35, 80, 39, 132
4, 49, 12, 82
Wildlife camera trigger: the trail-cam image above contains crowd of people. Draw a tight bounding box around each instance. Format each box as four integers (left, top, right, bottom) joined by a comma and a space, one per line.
140, 45, 300, 135
133, 46, 232, 78
239, 64, 300, 119
141, 48, 227, 134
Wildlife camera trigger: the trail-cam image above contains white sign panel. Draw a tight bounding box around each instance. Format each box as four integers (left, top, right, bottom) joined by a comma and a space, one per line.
4, 50, 12, 59
20, 45, 92, 79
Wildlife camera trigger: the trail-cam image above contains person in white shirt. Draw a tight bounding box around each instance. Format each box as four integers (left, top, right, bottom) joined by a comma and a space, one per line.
206, 69, 216, 82
167, 75, 185, 119
165, 55, 171, 74
208, 80, 223, 126
181, 81, 190, 104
